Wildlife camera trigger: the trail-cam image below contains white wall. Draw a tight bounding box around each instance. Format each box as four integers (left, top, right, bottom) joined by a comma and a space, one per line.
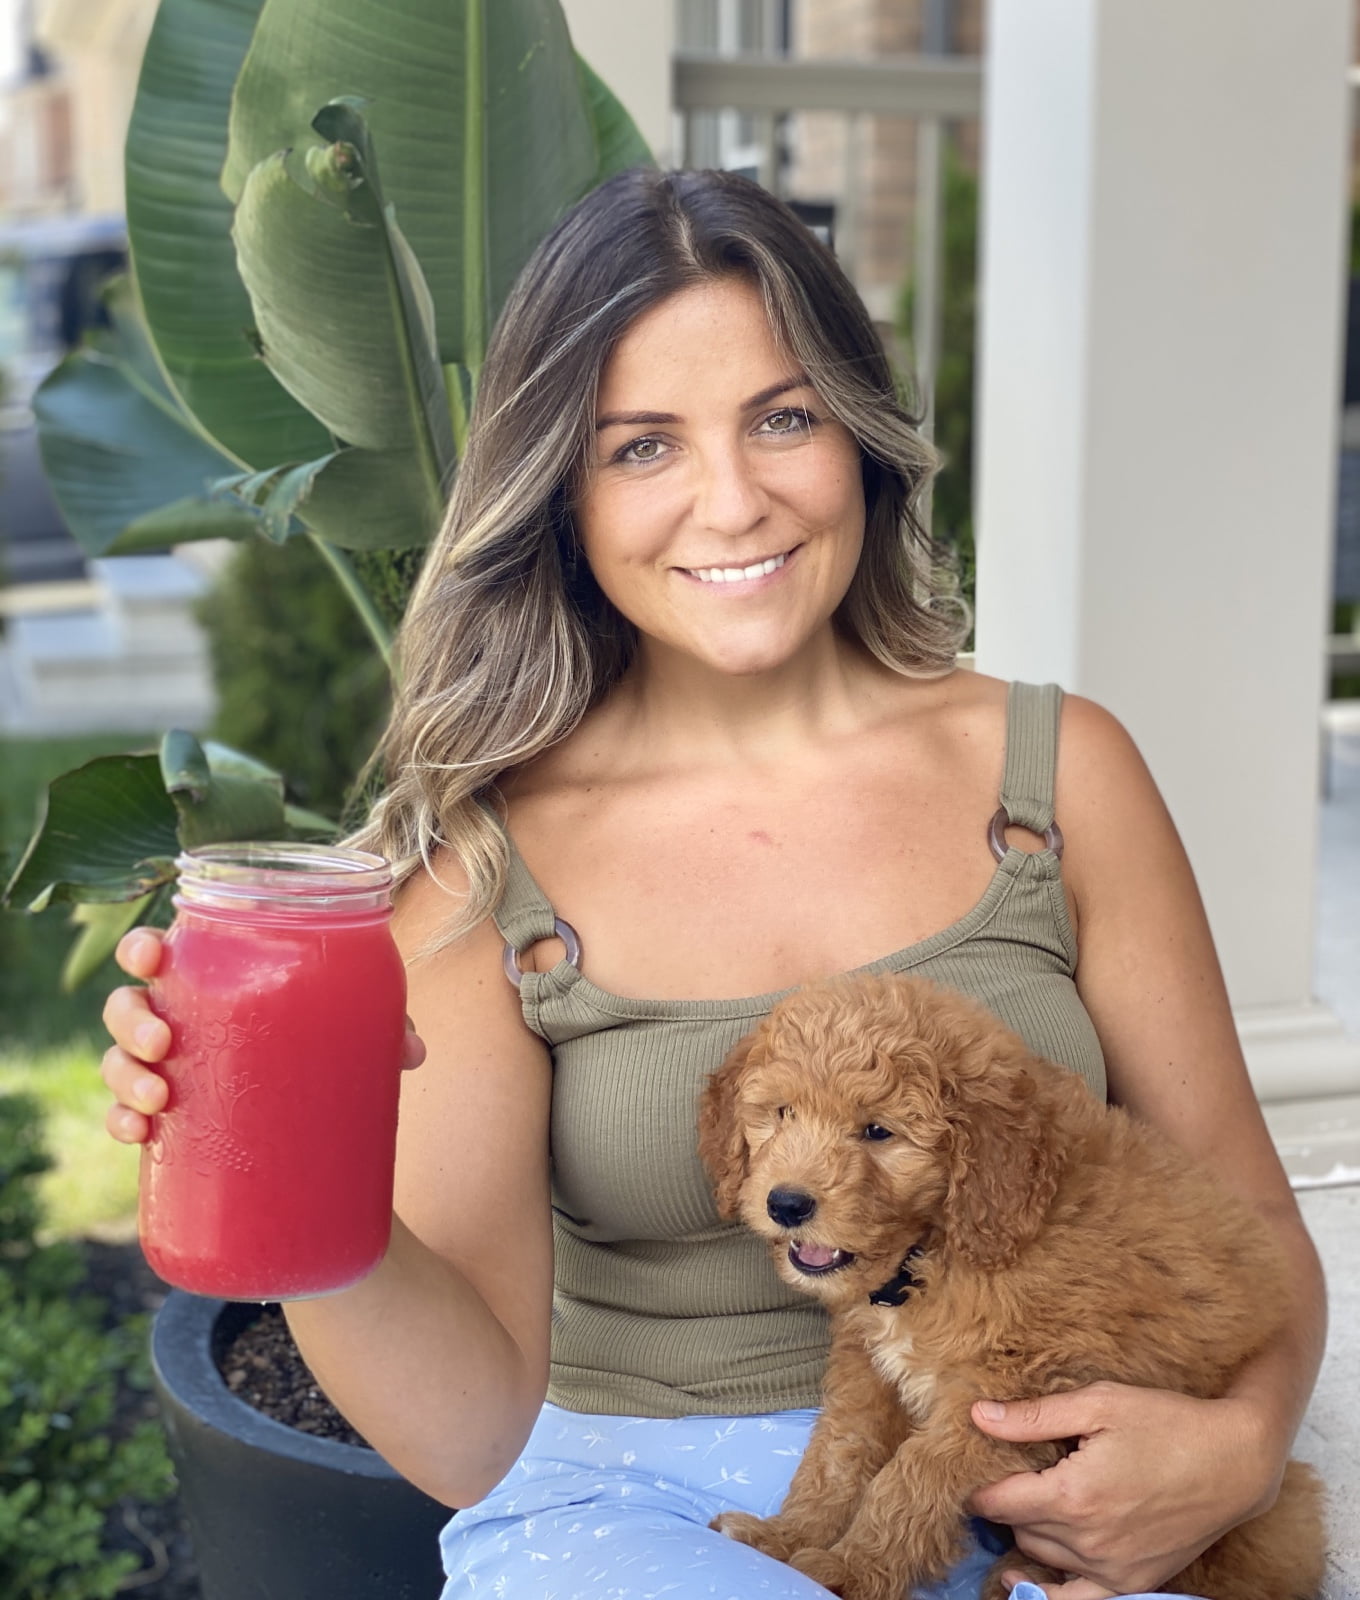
560, 0, 675, 167
973, 0, 1357, 1098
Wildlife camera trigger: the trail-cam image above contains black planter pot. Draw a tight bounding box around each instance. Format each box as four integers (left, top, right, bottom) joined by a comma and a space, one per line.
151, 1290, 452, 1600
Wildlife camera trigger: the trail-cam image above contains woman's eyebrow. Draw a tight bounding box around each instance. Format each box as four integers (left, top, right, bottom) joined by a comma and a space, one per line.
594, 407, 678, 431
743, 373, 813, 412
594, 373, 813, 432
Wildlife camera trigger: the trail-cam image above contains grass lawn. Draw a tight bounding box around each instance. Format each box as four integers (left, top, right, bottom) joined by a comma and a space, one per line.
2, 731, 155, 1239
0, 1037, 140, 1237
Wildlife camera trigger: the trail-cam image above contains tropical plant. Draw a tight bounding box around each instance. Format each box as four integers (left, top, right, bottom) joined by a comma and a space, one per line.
4, 0, 651, 975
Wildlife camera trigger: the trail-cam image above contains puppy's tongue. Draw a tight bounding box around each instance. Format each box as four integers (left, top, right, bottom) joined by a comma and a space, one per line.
793, 1242, 838, 1269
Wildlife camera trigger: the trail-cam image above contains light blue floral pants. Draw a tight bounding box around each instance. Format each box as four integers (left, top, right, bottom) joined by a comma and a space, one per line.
438, 1403, 1204, 1600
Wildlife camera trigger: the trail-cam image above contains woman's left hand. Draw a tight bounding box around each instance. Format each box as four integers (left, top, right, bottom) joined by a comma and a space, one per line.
965, 1380, 1282, 1599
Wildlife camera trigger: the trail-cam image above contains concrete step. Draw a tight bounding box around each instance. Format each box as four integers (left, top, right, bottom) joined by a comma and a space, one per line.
0, 553, 216, 735
1268, 1092, 1360, 1187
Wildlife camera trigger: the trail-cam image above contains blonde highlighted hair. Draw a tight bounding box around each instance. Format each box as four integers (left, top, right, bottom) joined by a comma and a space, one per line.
350, 167, 967, 940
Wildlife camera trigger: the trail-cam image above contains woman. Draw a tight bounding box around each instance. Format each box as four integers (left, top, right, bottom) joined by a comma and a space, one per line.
100, 168, 1324, 1600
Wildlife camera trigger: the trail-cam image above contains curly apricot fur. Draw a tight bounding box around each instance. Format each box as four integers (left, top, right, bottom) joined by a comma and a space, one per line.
698, 973, 1325, 1600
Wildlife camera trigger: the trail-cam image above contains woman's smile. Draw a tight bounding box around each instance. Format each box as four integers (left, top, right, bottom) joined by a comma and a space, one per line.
676, 545, 798, 588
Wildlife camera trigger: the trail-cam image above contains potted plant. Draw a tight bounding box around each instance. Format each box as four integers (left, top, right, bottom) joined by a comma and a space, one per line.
3, 0, 651, 1591
151, 1292, 451, 1599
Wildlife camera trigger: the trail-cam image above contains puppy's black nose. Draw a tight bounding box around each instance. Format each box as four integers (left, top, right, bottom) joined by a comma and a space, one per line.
767, 1187, 816, 1227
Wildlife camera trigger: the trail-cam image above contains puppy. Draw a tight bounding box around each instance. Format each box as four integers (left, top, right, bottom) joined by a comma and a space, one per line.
696, 972, 1324, 1600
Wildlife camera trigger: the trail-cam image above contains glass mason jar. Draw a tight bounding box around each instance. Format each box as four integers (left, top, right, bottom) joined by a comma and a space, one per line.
140, 842, 408, 1301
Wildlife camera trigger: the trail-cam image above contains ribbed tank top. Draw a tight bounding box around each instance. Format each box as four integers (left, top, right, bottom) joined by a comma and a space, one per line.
491, 681, 1106, 1417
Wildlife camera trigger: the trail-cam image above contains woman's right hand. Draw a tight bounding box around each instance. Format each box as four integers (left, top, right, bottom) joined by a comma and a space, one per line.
100, 927, 172, 1145
99, 926, 430, 1146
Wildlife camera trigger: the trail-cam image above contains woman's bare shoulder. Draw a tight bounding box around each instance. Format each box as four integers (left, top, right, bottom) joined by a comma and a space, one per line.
391, 848, 472, 942
390, 849, 520, 992
925, 664, 1009, 724
1054, 692, 1157, 815
1050, 692, 1185, 921
886, 665, 1011, 773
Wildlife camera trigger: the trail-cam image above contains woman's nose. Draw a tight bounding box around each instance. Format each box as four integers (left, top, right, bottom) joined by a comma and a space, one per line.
694, 447, 768, 535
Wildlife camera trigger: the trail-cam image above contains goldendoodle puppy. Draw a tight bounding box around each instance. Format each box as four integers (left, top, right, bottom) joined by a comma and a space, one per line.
697, 972, 1324, 1600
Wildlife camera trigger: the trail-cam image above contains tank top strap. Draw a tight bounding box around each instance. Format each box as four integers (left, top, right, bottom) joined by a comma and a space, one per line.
998, 680, 1064, 834
478, 801, 559, 952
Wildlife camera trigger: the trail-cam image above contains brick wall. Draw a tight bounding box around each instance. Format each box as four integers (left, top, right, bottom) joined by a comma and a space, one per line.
784, 0, 982, 322
0, 79, 73, 215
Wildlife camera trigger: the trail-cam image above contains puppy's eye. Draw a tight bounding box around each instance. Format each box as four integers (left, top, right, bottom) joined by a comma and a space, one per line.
777, 1106, 791, 1121
861, 1123, 893, 1142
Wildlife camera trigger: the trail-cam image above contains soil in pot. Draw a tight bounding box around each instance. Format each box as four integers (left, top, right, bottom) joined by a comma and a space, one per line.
217, 1304, 370, 1448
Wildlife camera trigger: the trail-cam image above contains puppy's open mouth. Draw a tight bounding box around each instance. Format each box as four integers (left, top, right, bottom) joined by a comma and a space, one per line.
788, 1241, 855, 1276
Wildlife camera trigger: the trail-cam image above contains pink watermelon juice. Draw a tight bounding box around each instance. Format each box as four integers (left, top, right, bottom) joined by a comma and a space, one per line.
140, 844, 407, 1301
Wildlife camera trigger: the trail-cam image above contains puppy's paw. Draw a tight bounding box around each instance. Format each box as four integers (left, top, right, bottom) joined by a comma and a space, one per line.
709, 1510, 794, 1562
789, 1546, 850, 1595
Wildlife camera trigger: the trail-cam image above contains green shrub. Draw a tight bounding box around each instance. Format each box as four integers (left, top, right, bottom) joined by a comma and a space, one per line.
195, 534, 398, 819
0, 1093, 173, 1599
350, 545, 427, 638
0, 1092, 57, 1280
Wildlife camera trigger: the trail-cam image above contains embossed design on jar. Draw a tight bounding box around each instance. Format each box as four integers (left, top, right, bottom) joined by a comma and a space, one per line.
149, 1014, 267, 1177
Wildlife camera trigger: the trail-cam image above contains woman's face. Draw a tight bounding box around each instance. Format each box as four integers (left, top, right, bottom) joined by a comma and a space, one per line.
574, 276, 866, 680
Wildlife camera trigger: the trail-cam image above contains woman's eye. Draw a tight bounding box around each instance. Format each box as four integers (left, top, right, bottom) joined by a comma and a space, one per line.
760, 407, 811, 436
861, 1123, 893, 1142
619, 436, 664, 464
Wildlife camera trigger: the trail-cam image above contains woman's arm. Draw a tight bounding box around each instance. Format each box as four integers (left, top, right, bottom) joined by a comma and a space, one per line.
103, 857, 555, 1510
968, 695, 1326, 1598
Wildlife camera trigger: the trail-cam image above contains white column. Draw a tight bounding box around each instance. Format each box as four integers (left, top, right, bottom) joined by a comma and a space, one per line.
973, 0, 1359, 1105
560, 0, 676, 168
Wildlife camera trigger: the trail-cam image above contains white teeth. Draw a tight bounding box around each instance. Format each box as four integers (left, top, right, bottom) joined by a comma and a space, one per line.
691, 552, 787, 584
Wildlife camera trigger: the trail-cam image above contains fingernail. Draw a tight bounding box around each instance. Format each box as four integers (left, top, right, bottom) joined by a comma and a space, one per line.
977, 1400, 1007, 1420
135, 1021, 163, 1052
134, 1076, 161, 1112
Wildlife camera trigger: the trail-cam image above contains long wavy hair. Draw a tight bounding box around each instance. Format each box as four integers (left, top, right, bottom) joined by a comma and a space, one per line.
351, 166, 967, 941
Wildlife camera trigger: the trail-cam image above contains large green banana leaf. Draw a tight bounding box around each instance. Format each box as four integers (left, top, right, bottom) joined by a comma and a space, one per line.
2, 731, 335, 990
218, 445, 436, 551
106, 0, 650, 557
33, 277, 259, 557
577, 57, 656, 184
217, 102, 456, 549
221, 0, 648, 370
126, 0, 334, 470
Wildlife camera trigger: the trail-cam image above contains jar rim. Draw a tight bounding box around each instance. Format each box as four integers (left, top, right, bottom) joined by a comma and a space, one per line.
175, 841, 393, 902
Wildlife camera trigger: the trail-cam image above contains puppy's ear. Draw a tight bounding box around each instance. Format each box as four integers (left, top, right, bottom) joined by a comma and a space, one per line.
940, 1046, 1071, 1269
697, 1031, 761, 1219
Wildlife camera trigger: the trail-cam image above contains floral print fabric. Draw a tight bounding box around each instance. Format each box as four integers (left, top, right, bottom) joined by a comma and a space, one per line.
440, 1402, 1003, 1599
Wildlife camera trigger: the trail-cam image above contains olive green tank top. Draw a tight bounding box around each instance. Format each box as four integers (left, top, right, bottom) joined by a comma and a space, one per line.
491, 681, 1105, 1418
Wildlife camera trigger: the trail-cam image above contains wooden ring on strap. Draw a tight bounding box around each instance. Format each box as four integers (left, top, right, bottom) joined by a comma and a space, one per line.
502, 917, 582, 988
987, 806, 1065, 864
